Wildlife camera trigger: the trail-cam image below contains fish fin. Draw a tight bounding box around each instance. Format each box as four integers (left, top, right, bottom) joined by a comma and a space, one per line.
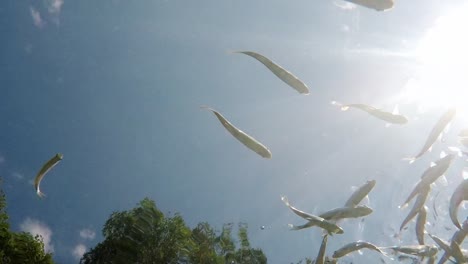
281, 196, 290, 207
440, 150, 447, 158
402, 157, 416, 164
358, 249, 363, 255
199, 105, 215, 112
225, 49, 237, 55
36, 190, 46, 199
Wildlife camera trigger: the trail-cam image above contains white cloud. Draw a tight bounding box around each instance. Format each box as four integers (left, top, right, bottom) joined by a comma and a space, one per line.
333, 0, 357, 10
47, 0, 64, 14
30, 6, 44, 28
79, 228, 96, 240
19, 218, 54, 253
72, 243, 87, 260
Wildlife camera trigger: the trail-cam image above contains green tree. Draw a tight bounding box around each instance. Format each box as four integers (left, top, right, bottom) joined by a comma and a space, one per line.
81, 198, 192, 264
80, 198, 267, 264
0, 179, 54, 264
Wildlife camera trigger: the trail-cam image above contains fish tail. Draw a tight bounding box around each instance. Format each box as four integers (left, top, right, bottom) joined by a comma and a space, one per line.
199, 105, 214, 112
225, 49, 238, 55
37, 190, 46, 199
330, 101, 348, 110
281, 196, 290, 206
402, 157, 416, 164
398, 203, 408, 209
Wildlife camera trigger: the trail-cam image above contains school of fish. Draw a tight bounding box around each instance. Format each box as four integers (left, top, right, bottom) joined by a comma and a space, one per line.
26, 0, 468, 263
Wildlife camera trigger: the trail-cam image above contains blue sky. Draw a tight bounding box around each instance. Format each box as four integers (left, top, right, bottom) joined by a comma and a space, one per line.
1, 0, 468, 263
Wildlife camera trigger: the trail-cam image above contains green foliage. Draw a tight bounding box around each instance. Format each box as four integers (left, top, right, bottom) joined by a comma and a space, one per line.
0, 179, 54, 264
81, 197, 267, 264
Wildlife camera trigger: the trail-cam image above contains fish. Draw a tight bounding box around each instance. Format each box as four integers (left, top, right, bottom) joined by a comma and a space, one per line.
201, 106, 272, 158
332, 241, 384, 258
449, 179, 468, 230
318, 205, 373, 221
386, 245, 438, 258
400, 154, 454, 208
233, 51, 310, 94
344, 180, 376, 207
315, 235, 328, 264
428, 234, 452, 256
331, 102, 408, 124
450, 242, 467, 263
281, 196, 344, 235
400, 185, 431, 232
438, 218, 468, 264
34, 153, 63, 198
343, 0, 394, 11
429, 233, 467, 264
415, 206, 427, 245
406, 108, 456, 162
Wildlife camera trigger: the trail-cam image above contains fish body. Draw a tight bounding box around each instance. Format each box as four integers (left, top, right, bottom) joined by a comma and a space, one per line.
339, 104, 408, 124
333, 241, 384, 258
441, 219, 468, 264
282, 196, 344, 235
201, 106, 271, 158
416, 206, 427, 245
343, 0, 394, 11
401, 155, 454, 208
449, 179, 468, 230
410, 108, 456, 161
388, 245, 438, 258
344, 180, 376, 207
34, 153, 63, 198
315, 235, 328, 264
400, 185, 431, 232
234, 51, 310, 94
319, 205, 373, 221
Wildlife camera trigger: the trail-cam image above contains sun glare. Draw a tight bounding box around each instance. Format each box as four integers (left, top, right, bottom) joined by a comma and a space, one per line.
400, 4, 468, 118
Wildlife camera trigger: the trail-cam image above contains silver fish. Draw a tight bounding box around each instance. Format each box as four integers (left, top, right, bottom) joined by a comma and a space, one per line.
315, 235, 328, 264
387, 245, 438, 258
416, 206, 427, 245
343, 0, 394, 11
408, 108, 456, 162
438, 218, 468, 264
428, 234, 452, 257
233, 51, 310, 94
400, 185, 431, 232
201, 106, 272, 158
449, 179, 468, 230
282, 196, 344, 235
333, 241, 384, 258
401, 154, 454, 208
34, 153, 63, 198
338, 103, 408, 124
344, 180, 376, 207
319, 205, 373, 221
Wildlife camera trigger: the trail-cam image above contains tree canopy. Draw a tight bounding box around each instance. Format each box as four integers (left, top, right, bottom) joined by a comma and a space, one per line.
80, 197, 267, 264
0, 180, 54, 264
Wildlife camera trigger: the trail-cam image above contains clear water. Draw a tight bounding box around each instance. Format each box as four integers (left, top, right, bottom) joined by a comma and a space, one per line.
1, 0, 468, 263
